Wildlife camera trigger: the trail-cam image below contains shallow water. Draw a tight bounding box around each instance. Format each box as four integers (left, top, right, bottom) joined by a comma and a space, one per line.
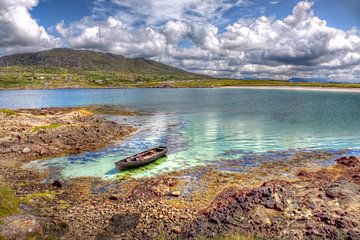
1, 88, 360, 179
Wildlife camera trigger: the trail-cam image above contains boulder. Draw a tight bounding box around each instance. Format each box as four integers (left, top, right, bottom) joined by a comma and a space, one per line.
0, 215, 42, 239
52, 179, 65, 188
336, 156, 359, 167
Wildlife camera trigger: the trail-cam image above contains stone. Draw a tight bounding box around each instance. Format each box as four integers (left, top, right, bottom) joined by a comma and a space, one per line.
170, 191, 181, 197
22, 147, 31, 153
0, 215, 42, 239
249, 205, 272, 225
106, 213, 140, 234
171, 226, 182, 234
336, 156, 359, 167
52, 179, 65, 188
108, 195, 119, 201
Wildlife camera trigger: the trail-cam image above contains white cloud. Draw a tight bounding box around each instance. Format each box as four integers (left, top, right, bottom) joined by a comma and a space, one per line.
0, 0, 60, 54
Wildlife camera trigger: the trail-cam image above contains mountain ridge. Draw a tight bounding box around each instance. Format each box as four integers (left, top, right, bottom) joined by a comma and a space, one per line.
0, 48, 202, 77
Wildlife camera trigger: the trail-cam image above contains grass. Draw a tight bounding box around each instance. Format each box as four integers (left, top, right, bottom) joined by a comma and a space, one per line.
2, 65, 360, 89
20, 191, 57, 205
0, 178, 19, 219
32, 124, 63, 132
0, 108, 17, 116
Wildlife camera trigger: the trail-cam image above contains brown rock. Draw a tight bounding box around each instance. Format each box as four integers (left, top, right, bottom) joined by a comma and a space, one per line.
171, 226, 182, 234
0, 215, 43, 239
336, 156, 359, 167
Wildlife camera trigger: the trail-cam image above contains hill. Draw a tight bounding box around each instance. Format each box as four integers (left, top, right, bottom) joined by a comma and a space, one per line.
1, 48, 360, 89
0, 48, 205, 89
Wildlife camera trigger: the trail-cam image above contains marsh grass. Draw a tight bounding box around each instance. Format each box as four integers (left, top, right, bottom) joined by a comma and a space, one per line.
0, 108, 17, 116
0, 178, 19, 219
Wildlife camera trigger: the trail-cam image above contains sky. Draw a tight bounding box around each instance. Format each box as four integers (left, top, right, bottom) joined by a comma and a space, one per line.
0, 0, 360, 81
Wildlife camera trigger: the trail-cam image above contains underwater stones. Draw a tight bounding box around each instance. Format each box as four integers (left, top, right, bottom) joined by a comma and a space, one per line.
336, 156, 359, 167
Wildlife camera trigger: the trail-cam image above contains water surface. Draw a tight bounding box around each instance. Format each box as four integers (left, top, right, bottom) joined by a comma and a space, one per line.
1, 88, 360, 178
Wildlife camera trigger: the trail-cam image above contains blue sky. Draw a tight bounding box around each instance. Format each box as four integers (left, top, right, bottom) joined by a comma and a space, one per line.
31, 0, 359, 30
1, 0, 360, 81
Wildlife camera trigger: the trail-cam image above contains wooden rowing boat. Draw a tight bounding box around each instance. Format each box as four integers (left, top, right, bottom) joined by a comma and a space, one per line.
115, 146, 167, 171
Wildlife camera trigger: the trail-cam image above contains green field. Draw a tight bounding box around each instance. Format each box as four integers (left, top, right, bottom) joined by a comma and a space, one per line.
1, 66, 360, 89
1, 48, 359, 90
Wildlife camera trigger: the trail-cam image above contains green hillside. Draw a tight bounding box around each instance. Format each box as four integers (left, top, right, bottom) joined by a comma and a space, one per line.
1, 48, 360, 89
0, 48, 205, 89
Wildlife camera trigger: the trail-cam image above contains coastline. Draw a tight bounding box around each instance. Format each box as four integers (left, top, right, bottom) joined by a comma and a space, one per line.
1, 106, 360, 239
221, 86, 360, 92
1, 85, 360, 92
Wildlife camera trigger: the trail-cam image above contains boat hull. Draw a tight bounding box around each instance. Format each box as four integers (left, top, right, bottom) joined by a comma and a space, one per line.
115, 146, 167, 171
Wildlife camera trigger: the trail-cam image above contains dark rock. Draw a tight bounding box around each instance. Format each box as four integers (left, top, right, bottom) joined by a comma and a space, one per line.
336, 156, 359, 167
52, 179, 65, 188
106, 213, 140, 234
347, 229, 360, 240
108, 195, 119, 201
96, 232, 116, 240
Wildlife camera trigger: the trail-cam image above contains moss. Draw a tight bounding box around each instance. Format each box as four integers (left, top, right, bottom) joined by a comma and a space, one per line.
25, 233, 43, 240
0, 181, 19, 218
0, 108, 17, 116
0, 234, 5, 240
20, 191, 57, 205
32, 124, 63, 132
57, 200, 70, 209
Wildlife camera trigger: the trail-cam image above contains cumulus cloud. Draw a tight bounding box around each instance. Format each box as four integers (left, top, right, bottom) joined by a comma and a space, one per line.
0, 0, 60, 54
54, 1, 360, 81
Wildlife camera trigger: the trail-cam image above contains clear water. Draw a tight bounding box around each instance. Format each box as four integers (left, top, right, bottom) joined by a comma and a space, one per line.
1, 88, 360, 179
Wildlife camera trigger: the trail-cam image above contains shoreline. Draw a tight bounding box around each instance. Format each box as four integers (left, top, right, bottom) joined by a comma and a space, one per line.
221, 85, 360, 92
1, 85, 360, 92
1, 106, 360, 239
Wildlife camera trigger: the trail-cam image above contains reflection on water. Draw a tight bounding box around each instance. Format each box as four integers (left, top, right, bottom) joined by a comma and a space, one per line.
1, 88, 358, 179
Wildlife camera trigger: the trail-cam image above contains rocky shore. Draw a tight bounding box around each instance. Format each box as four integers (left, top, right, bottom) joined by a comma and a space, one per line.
0, 107, 360, 240
0, 107, 134, 167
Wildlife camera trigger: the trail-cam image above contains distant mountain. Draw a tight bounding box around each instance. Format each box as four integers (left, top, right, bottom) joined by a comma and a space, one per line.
288, 78, 330, 83
0, 48, 203, 78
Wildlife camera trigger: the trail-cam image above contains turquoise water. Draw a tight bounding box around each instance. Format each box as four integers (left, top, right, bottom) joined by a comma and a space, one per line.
1, 88, 360, 178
